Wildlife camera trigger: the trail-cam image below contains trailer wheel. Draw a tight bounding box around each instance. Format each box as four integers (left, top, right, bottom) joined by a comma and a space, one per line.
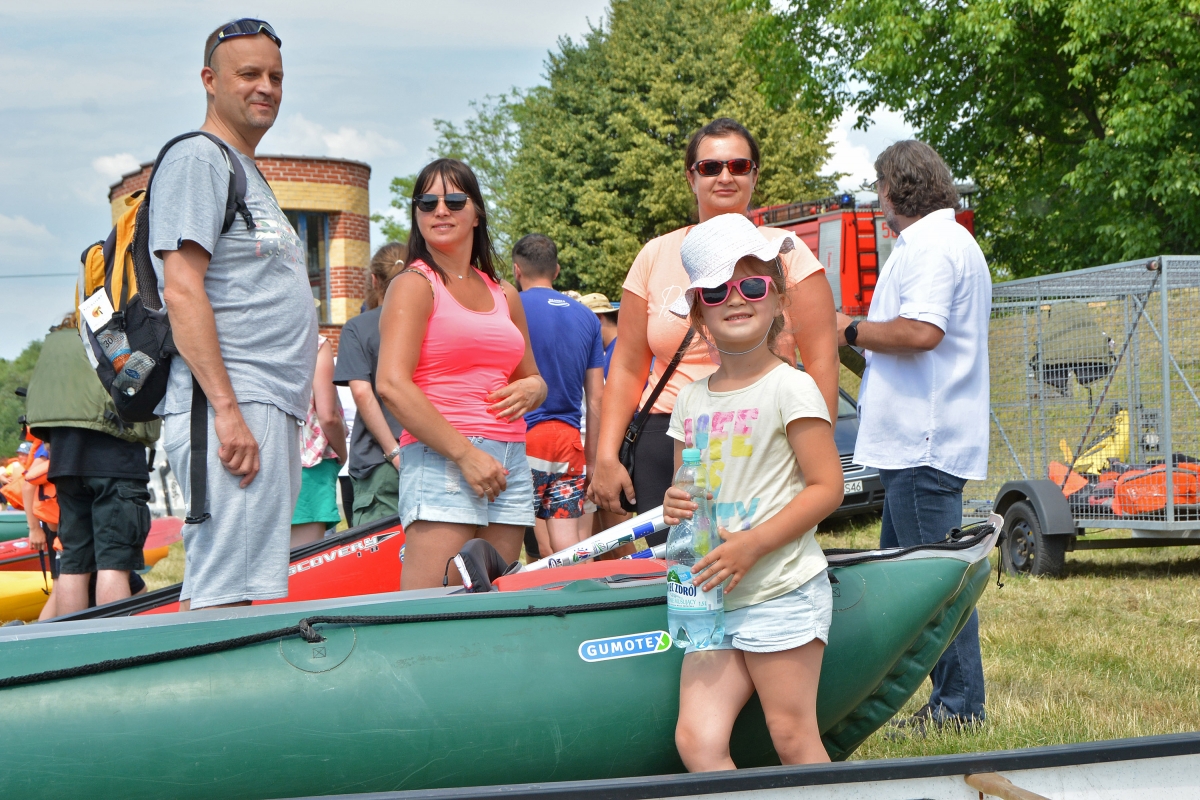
1001, 500, 1066, 577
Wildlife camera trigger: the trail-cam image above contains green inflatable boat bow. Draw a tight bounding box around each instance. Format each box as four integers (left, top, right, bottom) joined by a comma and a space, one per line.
0, 516, 1000, 799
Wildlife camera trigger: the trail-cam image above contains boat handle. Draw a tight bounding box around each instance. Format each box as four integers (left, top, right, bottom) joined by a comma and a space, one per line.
965, 772, 1050, 800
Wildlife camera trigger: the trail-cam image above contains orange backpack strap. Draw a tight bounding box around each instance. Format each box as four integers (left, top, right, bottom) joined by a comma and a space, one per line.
109, 194, 143, 310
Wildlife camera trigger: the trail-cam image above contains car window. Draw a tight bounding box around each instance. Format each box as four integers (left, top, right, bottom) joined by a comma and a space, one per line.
838, 393, 857, 418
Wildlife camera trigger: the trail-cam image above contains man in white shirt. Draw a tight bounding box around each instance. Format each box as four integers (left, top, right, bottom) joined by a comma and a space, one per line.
836, 140, 991, 731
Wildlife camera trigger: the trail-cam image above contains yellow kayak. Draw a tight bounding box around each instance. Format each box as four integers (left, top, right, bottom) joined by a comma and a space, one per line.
0, 572, 51, 622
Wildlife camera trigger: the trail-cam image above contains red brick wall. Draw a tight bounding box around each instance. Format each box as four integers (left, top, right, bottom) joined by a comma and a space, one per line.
319, 325, 343, 354
113, 169, 150, 197
330, 264, 367, 302
256, 157, 370, 189
330, 211, 370, 241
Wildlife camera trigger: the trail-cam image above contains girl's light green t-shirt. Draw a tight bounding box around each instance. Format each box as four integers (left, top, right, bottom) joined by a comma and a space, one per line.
668, 362, 830, 611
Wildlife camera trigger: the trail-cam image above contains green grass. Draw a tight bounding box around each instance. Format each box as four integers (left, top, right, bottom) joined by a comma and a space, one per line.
818, 514, 1200, 759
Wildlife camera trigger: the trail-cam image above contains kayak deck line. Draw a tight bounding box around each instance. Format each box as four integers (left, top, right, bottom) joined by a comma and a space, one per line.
824, 518, 999, 565
0, 594, 668, 691
282, 731, 1200, 800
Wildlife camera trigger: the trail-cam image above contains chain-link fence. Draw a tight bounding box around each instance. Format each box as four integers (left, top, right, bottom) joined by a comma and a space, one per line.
968, 256, 1200, 530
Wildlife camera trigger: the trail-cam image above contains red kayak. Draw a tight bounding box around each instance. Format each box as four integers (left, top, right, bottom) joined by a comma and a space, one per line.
51, 515, 405, 621
0, 516, 184, 572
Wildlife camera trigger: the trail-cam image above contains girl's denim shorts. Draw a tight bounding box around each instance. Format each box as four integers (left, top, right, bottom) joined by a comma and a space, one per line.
397, 437, 535, 529
686, 570, 833, 655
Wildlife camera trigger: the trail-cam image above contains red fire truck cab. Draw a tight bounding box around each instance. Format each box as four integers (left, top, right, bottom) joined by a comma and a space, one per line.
749, 190, 975, 317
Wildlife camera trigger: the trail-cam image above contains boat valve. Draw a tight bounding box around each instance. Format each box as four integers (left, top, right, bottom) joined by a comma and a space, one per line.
298, 618, 326, 644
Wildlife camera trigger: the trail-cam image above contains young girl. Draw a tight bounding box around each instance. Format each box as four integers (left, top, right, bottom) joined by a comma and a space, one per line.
662, 213, 844, 770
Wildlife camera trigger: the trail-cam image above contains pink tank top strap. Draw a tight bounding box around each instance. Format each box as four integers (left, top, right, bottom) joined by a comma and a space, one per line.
481, 268, 508, 313
400, 261, 441, 310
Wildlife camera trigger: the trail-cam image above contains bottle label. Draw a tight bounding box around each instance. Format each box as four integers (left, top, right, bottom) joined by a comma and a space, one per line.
666, 566, 722, 612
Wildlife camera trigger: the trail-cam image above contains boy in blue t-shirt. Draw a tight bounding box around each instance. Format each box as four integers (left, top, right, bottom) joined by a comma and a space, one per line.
513, 235, 605, 554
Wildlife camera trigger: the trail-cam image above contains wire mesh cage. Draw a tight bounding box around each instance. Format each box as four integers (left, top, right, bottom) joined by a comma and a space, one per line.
970, 256, 1200, 530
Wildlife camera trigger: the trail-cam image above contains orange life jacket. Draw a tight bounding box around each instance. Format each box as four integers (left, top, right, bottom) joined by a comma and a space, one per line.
1, 435, 41, 510
1112, 463, 1200, 516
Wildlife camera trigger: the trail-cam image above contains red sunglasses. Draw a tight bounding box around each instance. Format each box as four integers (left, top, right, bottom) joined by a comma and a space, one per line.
699, 276, 771, 306
690, 158, 757, 177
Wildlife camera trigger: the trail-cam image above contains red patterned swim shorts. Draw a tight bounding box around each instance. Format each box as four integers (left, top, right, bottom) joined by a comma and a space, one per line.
526, 420, 586, 520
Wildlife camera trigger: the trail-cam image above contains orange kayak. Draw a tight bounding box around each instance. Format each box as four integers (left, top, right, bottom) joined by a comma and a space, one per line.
0, 516, 183, 572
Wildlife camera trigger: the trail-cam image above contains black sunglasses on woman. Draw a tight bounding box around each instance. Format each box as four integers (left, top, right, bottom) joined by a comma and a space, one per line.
413, 193, 470, 212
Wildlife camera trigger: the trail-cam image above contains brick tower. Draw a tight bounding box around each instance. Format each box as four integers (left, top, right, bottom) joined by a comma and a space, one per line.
107, 154, 371, 351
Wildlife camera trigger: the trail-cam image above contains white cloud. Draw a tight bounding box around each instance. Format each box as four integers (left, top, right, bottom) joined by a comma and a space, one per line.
823, 107, 917, 196
263, 114, 405, 161
825, 113, 877, 192
92, 153, 141, 183
0, 213, 55, 264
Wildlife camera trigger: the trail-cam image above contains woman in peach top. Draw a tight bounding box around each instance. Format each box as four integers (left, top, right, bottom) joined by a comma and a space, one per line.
589, 118, 838, 519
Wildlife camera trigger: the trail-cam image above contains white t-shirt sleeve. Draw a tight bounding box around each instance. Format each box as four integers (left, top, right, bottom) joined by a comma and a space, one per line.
777, 369, 830, 428
896, 245, 958, 331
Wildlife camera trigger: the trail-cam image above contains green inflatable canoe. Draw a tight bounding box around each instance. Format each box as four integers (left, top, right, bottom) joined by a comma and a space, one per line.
0, 517, 999, 799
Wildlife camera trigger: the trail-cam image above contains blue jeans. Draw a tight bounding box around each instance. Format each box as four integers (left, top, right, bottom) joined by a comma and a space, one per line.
879, 466, 986, 722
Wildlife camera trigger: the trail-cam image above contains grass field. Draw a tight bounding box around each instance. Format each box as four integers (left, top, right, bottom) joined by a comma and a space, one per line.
818, 514, 1200, 759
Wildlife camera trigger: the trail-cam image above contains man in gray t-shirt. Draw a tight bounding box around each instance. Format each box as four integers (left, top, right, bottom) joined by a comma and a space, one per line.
149, 20, 317, 610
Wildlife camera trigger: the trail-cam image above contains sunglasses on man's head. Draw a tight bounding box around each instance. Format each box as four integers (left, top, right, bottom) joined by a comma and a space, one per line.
206, 19, 282, 67
413, 193, 469, 212
699, 276, 771, 306
690, 158, 757, 177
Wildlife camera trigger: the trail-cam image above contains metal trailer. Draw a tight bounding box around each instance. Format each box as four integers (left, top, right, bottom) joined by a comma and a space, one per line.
969, 255, 1200, 576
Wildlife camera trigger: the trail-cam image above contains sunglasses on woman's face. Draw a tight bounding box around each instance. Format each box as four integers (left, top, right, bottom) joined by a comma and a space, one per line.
699, 276, 771, 306
413, 193, 470, 212
690, 158, 757, 177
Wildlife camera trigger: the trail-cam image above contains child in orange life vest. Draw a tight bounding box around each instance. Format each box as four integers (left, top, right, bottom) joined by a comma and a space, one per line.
661, 215, 844, 770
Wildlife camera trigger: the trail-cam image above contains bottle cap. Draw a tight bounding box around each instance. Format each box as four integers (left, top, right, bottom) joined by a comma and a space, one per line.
681, 448, 702, 464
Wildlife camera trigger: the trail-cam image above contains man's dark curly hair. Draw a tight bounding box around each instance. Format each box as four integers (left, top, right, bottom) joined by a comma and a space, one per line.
874, 140, 960, 218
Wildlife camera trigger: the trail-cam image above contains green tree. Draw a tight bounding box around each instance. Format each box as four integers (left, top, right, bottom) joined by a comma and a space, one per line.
743, 0, 1200, 278
0, 340, 42, 457
506, 0, 834, 297
374, 94, 522, 265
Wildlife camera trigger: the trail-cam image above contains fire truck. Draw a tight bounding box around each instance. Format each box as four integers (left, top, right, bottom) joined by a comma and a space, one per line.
749, 188, 976, 316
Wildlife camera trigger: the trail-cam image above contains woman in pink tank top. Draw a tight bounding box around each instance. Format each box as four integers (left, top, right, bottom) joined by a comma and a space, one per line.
378, 159, 547, 590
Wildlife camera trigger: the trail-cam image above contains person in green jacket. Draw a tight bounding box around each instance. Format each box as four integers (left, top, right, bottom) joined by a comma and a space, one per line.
25, 318, 160, 616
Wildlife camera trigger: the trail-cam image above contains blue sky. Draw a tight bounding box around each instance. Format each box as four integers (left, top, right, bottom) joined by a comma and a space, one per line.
0, 0, 911, 359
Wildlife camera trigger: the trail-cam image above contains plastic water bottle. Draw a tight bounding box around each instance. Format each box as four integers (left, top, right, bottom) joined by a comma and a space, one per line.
96, 328, 132, 372
113, 351, 155, 396
97, 326, 154, 396
666, 447, 724, 649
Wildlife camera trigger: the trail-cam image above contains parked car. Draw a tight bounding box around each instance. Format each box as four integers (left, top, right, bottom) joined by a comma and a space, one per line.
830, 388, 885, 519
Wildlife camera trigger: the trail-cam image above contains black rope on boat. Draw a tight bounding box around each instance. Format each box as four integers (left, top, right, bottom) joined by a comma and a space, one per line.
0, 595, 667, 691
823, 522, 996, 567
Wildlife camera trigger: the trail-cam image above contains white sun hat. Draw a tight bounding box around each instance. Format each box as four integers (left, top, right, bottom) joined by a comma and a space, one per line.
668, 213, 796, 317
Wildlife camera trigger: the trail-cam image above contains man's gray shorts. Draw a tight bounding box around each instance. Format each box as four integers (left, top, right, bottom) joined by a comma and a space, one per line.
163, 402, 301, 609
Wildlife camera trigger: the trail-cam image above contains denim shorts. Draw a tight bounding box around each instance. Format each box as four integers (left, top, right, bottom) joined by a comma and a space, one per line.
686, 570, 834, 654
397, 438, 536, 529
